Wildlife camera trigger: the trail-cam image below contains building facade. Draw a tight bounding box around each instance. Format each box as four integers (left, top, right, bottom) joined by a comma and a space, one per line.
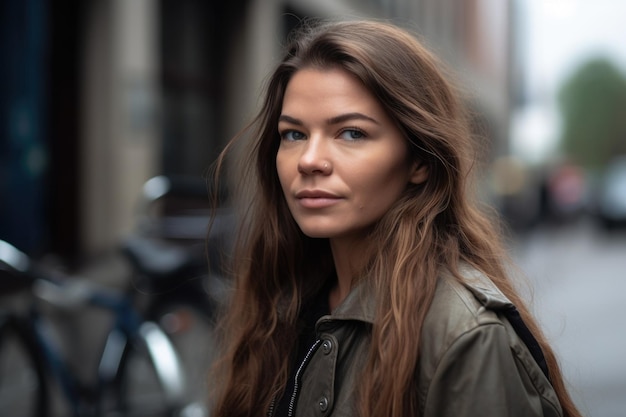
0, 0, 514, 262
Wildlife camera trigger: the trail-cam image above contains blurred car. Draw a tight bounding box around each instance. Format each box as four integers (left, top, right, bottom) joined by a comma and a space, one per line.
595, 156, 626, 230
539, 162, 588, 224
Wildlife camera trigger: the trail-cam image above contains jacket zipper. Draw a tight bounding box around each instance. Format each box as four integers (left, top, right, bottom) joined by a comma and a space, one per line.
267, 397, 276, 417
267, 339, 322, 417
266, 339, 322, 417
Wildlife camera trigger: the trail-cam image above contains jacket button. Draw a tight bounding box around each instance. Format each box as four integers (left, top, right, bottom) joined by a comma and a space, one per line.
321, 339, 333, 355
318, 396, 329, 412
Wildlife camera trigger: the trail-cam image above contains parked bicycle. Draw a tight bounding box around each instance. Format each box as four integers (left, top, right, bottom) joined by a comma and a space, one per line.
0, 175, 232, 417
119, 175, 234, 416
0, 238, 194, 417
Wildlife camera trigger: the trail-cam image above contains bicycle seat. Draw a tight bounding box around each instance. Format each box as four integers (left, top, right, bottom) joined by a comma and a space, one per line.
122, 237, 205, 280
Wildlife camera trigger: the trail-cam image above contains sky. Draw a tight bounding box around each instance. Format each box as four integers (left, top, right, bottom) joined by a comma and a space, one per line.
511, 0, 626, 163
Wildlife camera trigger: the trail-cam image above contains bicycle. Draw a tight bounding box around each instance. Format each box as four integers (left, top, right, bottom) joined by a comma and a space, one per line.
0, 238, 194, 417
119, 175, 234, 416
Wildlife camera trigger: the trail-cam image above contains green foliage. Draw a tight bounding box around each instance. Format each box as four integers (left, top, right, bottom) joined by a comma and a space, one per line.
557, 58, 626, 169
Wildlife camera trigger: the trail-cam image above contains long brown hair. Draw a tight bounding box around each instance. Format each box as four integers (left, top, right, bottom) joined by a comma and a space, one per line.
210, 20, 581, 417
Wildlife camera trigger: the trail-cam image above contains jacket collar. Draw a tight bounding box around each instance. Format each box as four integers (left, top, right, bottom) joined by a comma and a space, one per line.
321, 280, 377, 324
318, 263, 514, 327
457, 264, 515, 310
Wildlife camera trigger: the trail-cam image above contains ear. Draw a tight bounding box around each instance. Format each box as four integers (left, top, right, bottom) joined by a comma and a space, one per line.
409, 161, 429, 185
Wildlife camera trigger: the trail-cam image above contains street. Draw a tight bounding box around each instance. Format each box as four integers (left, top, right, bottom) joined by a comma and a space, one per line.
511, 218, 626, 417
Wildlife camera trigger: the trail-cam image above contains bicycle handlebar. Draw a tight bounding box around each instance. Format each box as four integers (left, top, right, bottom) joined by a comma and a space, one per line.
0, 239, 31, 273
1, 239, 36, 295
1, 239, 129, 311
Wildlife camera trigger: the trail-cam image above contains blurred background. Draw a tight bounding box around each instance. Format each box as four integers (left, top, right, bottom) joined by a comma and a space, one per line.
1, 0, 625, 416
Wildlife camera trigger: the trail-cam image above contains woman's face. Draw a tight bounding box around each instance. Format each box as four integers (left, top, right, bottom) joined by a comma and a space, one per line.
276, 67, 427, 242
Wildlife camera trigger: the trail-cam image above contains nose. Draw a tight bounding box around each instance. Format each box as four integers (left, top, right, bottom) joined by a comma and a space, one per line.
297, 136, 332, 176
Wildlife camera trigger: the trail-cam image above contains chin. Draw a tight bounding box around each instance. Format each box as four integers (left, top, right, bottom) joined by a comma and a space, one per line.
294, 223, 337, 239
299, 228, 333, 239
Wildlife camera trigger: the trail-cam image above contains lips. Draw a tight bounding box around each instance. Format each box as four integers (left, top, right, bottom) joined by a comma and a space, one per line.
295, 189, 340, 199
295, 189, 342, 208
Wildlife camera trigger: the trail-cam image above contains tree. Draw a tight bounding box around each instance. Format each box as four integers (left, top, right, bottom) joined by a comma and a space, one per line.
557, 58, 626, 170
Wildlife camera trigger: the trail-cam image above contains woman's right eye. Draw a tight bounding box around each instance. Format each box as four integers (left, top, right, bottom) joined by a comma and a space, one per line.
280, 130, 306, 141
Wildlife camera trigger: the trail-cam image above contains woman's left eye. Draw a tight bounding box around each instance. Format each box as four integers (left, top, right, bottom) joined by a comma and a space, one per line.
339, 128, 366, 140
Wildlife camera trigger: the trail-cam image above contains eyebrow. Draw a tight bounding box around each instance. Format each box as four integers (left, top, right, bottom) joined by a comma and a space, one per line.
278, 112, 380, 126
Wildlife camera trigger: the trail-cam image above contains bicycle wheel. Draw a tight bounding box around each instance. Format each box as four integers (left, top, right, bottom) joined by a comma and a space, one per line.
99, 322, 186, 417
0, 315, 49, 417
155, 303, 216, 417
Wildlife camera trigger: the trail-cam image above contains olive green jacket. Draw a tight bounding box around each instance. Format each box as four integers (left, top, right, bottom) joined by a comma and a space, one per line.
287, 267, 564, 417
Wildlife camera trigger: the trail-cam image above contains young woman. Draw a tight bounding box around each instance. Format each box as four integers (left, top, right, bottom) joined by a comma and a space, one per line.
209, 20, 582, 417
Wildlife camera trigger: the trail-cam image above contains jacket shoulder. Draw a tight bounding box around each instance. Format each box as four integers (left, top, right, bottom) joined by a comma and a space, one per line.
417, 267, 563, 417
422, 266, 512, 343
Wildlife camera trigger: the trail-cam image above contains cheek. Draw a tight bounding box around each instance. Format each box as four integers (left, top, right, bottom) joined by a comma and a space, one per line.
352, 163, 411, 208
276, 154, 294, 191
357, 158, 411, 190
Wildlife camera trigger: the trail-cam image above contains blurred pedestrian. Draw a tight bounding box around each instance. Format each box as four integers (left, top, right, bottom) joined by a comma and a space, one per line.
209, 20, 582, 417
